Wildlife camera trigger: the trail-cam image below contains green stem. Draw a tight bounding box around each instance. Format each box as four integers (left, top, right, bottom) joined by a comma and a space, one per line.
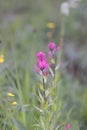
42, 75, 47, 104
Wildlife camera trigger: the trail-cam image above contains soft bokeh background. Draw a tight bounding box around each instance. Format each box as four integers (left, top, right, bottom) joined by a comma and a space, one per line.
0, 0, 87, 130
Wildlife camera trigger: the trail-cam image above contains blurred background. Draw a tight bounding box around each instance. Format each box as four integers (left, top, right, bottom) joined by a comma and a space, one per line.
0, 0, 87, 129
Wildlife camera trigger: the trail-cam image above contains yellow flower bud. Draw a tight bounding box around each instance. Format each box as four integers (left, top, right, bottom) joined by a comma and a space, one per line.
0, 54, 4, 63
12, 101, 17, 106
8, 93, 15, 97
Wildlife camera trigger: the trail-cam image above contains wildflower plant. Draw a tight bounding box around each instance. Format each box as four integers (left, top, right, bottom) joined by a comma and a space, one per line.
34, 43, 64, 130
34, 42, 80, 130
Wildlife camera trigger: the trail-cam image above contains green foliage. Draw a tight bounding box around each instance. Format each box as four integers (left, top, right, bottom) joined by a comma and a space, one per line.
12, 118, 26, 130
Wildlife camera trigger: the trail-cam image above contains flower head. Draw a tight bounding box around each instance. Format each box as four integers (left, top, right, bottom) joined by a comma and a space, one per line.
35, 51, 49, 76
48, 42, 56, 51
8, 92, 15, 97
12, 101, 17, 106
38, 60, 49, 71
37, 51, 46, 61
0, 54, 4, 63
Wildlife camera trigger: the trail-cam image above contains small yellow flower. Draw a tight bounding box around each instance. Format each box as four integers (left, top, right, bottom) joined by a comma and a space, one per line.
47, 22, 56, 29
12, 101, 17, 106
8, 92, 15, 97
0, 54, 4, 63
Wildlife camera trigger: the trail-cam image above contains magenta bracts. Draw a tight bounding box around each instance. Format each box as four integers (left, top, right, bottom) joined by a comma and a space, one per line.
48, 42, 56, 51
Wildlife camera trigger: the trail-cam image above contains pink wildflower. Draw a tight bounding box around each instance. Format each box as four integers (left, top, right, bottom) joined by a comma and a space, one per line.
64, 123, 71, 130
38, 60, 49, 71
37, 51, 46, 61
48, 42, 56, 51
35, 51, 49, 75
37, 58, 47, 65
